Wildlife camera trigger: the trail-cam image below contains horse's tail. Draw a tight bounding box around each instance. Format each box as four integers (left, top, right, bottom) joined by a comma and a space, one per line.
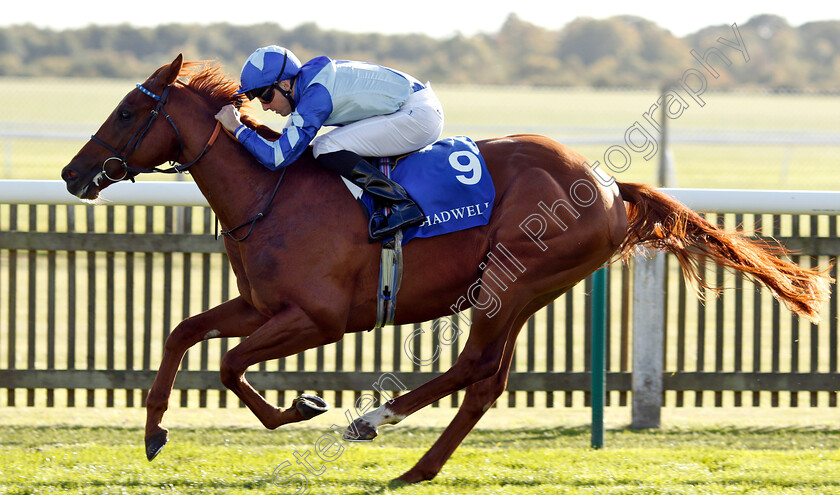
615, 181, 831, 323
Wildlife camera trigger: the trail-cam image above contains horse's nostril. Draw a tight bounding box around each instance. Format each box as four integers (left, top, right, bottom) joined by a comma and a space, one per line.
62, 167, 78, 182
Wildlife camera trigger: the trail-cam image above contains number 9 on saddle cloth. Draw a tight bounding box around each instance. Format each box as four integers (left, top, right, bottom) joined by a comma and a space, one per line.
350, 136, 495, 245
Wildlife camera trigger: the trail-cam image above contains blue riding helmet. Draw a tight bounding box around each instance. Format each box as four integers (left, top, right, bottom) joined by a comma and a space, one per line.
238, 46, 302, 96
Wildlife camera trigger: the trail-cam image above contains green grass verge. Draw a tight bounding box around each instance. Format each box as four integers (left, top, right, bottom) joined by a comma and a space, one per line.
2, 424, 839, 494
1, 407, 839, 494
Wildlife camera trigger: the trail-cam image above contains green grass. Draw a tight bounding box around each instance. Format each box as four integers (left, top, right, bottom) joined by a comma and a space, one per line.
1, 78, 839, 189
1, 407, 839, 494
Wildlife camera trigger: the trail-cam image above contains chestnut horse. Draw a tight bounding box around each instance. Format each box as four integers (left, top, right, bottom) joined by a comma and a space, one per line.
61, 55, 829, 483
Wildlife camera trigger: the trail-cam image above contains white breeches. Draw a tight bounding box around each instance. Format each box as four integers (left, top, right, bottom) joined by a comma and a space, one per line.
311, 84, 444, 158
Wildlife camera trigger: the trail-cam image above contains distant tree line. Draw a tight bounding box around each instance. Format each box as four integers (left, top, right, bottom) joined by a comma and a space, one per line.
1, 14, 838, 90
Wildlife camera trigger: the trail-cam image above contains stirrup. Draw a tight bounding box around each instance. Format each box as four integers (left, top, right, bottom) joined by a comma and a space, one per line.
369, 205, 424, 240
369, 220, 417, 241
368, 211, 387, 242
375, 230, 403, 329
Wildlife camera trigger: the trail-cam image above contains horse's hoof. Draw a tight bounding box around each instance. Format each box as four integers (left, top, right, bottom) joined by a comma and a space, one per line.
343, 417, 378, 441
292, 394, 329, 420
145, 429, 169, 461
394, 468, 436, 483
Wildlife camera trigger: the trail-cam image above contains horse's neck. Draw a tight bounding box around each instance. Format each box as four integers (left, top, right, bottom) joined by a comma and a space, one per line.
168, 95, 329, 234
186, 135, 281, 230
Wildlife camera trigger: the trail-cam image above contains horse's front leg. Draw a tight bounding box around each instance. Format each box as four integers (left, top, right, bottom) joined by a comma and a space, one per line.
219, 303, 342, 430
145, 296, 267, 460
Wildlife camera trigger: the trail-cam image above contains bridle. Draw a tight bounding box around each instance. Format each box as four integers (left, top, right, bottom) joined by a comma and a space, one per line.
90, 83, 222, 182
89, 82, 284, 242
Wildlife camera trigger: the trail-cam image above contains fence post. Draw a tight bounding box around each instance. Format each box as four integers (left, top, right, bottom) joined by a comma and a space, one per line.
632, 250, 665, 428
590, 267, 606, 449
658, 83, 677, 188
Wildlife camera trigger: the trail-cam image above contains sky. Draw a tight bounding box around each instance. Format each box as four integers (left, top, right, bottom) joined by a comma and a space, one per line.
3, 0, 839, 38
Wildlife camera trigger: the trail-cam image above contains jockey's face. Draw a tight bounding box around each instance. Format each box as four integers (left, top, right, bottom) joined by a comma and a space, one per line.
262, 80, 294, 117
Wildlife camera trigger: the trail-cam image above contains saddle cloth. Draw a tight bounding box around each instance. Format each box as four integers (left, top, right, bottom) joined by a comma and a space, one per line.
344, 136, 495, 244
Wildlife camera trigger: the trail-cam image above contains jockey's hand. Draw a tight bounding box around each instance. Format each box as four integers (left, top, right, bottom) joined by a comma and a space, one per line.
215, 105, 242, 133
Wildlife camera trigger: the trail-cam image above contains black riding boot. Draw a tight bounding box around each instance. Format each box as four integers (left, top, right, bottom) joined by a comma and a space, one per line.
317, 150, 425, 240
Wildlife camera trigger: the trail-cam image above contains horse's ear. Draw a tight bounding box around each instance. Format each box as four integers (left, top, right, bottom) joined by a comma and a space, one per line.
160, 54, 184, 87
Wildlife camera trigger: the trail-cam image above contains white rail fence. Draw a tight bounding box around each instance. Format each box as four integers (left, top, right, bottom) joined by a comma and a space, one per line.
1, 181, 839, 423
2, 180, 839, 212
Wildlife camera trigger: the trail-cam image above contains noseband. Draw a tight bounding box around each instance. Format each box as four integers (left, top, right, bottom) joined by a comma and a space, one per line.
90, 83, 221, 182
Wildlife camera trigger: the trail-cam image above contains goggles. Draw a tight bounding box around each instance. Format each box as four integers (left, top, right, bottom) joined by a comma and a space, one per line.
245, 83, 277, 104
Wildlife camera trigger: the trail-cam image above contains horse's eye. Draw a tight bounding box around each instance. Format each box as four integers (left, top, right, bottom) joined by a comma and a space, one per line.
118, 110, 132, 121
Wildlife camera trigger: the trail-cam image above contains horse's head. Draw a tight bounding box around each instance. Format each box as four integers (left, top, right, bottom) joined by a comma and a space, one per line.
61, 54, 185, 200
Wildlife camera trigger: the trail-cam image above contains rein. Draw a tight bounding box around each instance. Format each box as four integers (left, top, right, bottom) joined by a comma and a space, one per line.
90, 83, 284, 243
217, 166, 286, 242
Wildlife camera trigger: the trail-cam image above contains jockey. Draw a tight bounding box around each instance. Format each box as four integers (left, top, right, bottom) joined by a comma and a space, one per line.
215, 45, 444, 240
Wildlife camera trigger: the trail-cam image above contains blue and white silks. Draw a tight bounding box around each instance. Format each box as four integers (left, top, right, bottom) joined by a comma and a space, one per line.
234, 56, 424, 170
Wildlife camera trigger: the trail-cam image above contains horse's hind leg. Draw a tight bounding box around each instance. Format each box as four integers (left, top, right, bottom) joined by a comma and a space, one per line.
396, 326, 521, 483
346, 282, 531, 441
145, 296, 268, 460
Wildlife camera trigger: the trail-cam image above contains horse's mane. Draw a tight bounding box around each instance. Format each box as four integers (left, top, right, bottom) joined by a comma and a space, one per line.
154, 60, 281, 140
178, 61, 243, 108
